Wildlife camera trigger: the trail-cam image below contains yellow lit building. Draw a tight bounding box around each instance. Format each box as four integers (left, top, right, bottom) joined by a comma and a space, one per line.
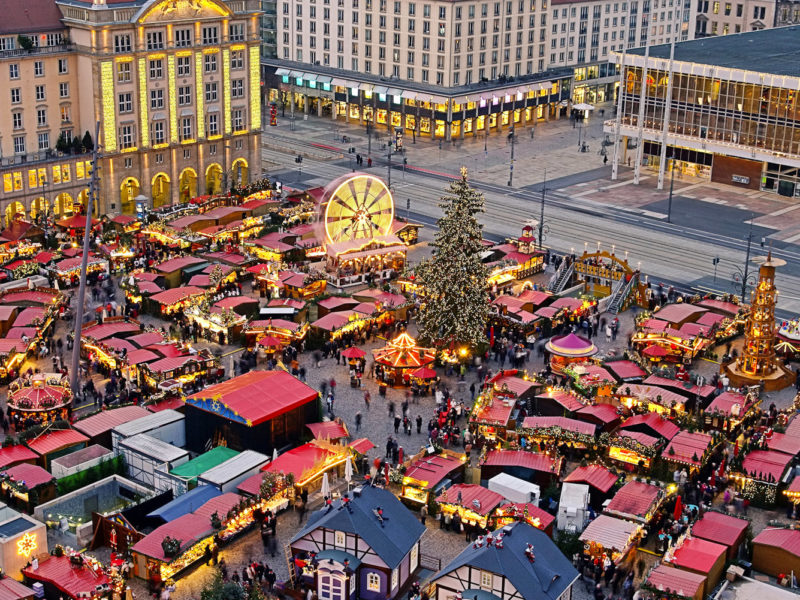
0, 0, 262, 219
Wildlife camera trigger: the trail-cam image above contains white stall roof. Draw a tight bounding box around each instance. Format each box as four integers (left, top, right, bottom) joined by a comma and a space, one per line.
113, 409, 184, 438
119, 434, 189, 463
198, 450, 269, 486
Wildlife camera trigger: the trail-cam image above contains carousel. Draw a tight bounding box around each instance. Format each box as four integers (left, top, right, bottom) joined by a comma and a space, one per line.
544, 333, 598, 374
7, 373, 72, 430
320, 174, 407, 288
777, 319, 800, 358
372, 332, 436, 387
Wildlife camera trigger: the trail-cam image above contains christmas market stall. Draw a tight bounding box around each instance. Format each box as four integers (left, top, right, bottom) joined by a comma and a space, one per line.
574, 403, 622, 433
662, 431, 717, 474
518, 416, 597, 452
615, 384, 690, 416
137, 351, 219, 394
604, 480, 665, 525
643, 564, 706, 600
704, 391, 759, 433
751, 528, 800, 580
0, 502, 46, 578
49, 254, 108, 286
372, 332, 435, 387
480, 450, 561, 489
632, 309, 713, 363
491, 501, 555, 536
605, 360, 646, 384
690, 511, 749, 561
663, 535, 727, 597
7, 374, 72, 431
400, 449, 465, 507
244, 319, 309, 347
184, 305, 247, 345
563, 363, 617, 399
563, 464, 619, 508
579, 514, 643, 565
606, 431, 661, 470
435, 484, 504, 530
732, 449, 793, 506
544, 333, 597, 374
22, 553, 111, 600
253, 439, 353, 495
530, 387, 586, 417
184, 370, 319, 454
0, 463, 56, 512
0, 340, 27, 381
146, 286, 206, 317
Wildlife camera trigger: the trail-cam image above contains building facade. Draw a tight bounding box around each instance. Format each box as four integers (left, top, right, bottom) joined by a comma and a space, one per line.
775, 0, 800, 25
0, 0, 262, 220
694, 0, 774, 37
605, 27, 800, 198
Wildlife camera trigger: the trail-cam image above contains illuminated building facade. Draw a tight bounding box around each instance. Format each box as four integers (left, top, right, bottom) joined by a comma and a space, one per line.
0, 0, 262, 218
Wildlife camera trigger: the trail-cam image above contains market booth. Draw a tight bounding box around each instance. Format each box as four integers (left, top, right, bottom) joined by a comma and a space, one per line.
690, 511, 749, 561
480, 450, 560, 489
435, 484, 505, 530
579, 514, 643, 565
664, 536, 726, 597
604, 480, 665, 525
519, 416, 597, 451
22, 554, 109, 600
184, 370, 319, 454
563, 464, 619, 508
0, 463, 56, 512
704, 391, 759, 433
400, 450, 465, 507
531, 388, 586, 417
662, 431, 716, 474
146, 286, 206, 316
644, 564, 706, 600
752, 528, 800, 580
492, 502, 555, 536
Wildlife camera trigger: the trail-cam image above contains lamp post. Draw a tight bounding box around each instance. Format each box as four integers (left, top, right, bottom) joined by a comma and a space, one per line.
731, 217, 757, 301
667, 154, 676, 224
538, 168, 549, 250
507, 126, 515, 187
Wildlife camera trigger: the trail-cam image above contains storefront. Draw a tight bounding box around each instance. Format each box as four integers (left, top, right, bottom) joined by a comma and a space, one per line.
400, 450, 465, 507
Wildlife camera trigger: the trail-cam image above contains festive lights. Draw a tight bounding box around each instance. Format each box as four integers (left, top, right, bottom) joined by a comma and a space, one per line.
101, 61, 117, 152
17, 533, 37, 557
195, 52, 205, 138
223, 48, 232, 134
249, 45, 261, 130
168, 55, 178, 143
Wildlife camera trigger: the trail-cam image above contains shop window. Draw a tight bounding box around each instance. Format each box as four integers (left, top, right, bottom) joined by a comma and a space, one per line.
366, 573, 380, 592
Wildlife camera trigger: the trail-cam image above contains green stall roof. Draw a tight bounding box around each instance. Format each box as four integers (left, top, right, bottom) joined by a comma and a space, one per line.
170, 446, 239, 483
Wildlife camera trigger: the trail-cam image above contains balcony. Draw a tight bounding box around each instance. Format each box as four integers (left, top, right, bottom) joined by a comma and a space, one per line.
0, 44, 75, 59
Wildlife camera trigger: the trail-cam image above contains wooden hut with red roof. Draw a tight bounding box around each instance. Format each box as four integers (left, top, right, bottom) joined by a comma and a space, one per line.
531, 388, 586, 417
184, 370, 319, 454
604, 480, 664, 524
752, 528, 800, 579
666, 537, 726, 596
662, 431, 715, 472
25, 429, 88, 470
605, 360, 646, 383
691, 511, 749, 561
400, 449, 465, 507
435, 484, 505, 529
704, 390, 759, 433
574, 403, 621, 432
645, 565, 706, 600
480, 449, 560, 489
564, 464, 619, 507
492, 501, 555, 536
22, 555, 108, 600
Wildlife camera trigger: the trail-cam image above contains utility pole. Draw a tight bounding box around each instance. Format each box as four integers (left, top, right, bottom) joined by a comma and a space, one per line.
667, 154, 676, 223
366, 123, 372, 160
539, 168, 547, 250
387, 147, 392, 189
508, 126, 515, 187
741, 218, 754, 301
70, 120, 100, 396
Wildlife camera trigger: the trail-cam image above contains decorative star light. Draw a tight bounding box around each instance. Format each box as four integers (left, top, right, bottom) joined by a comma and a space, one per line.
17, 533, 37, 557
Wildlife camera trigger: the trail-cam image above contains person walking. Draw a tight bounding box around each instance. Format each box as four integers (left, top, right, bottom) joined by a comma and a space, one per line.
420, 503, 428, 525
355, 411, 362, 432
364, 390, 371, 410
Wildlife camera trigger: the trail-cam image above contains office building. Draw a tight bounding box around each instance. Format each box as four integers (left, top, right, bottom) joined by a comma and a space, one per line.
694, 0, 773, 36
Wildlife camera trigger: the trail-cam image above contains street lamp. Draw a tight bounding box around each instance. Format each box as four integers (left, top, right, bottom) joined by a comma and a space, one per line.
667, 151, 676, 223
731, 217, 758, 301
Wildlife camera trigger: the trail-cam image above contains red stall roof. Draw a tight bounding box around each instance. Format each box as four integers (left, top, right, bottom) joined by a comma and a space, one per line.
653, 303, 707, 324
237, 472, 264, 496
149, 286, 205, 306
23, 556, 109, 600
564, 465, 618, 493
306, 421, 349, 440
0, 445, 37, 469
575, 403, 621, 425
192, 492, 243, 520
404, 453, 464, 488
521, 416, 596, 436
619, 431, 660, 448
80, 321, 141, 341
605, 481, 661, 521
618, 384, 687, 408
489, 371, 539, 396
496, 502, 556, 532
670, 537, 726, 574
605, 360, 646, 381
186, 371, 318, 427
154, 256, 207, 273
691, 511, 749, 548
436, 484, 504, 516
535, 389, 585, 412
74, 405, 151, 438
125, 349, 161, 365
2, 462, 54, 488
767, 432, 800, 457
482, 450, 556, 473
663, 431, 713, 466
472, 401, 515, 427
132, 512, 212, 561
249, 318, 302, 332
706, 391, 754, 417
263, 443, 335, 480
13, 307, 45, 327
646, 565, 706, 599
753, 528, 800, 557
642, 375, 716, 398
698, 298, 741, 315
742, 450, 793, 483
26, 429, 88, 455
620, 413, 680, 441
0, 576, 34, 600
0, 290, 58, 306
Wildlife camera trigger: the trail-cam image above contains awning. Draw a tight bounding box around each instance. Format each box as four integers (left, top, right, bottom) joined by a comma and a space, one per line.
317, 75, 333, 83
207, 104, 219, 112
401, 90, 418, 99
428, 94, 448, 104
343, 80, 359, 89
180, 108, 193, 116
331, 77, 348, 86
387, 88, 403, 96
288, 70, 303, 78
275, 68, 290, 76
301, 73, 318, 81
373, 85, 388, 94
359, 82, 374, 91
151, 112, 166, 121
537, 81, 553, 91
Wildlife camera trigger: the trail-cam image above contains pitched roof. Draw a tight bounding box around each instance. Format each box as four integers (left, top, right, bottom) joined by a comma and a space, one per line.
472, 399, 515, 426
564, 465, 618, 493
127, 331, 165, 348
646, 565, 706, 599
521, 416, 596, 436
706, 391, 754, 417
404, 453, 464, 488
436, 484, 505, 516
580, 514, 641, 552
604, 481, 662, 522
22, 556, 109, 599
575, 403, 621, 425
535, 389, 585, 412
483, 450, 556, 473
697, 299, 741, 315
496, 502, 556, 532
435, 521, 578, 600
264, 443, 335, 480
663, 431, 713, 467
291, 485, 425, 569
767, 432, 800, 457
620, 413, 680, 441
149, 286, 205, 305
148, 486, 222, 522
642, 375, 716, 398
618, 384, 687, 408
670, 537, 726, 573
741, 450, 793, 483
605, 360, 646, 381
306, 421, 349, 440
26, 429, 88, 455
73, 405, 150, 438
154, 256, 207, 273
0, 574, 35, 600
753, 528, 800, 557
186, 371, 318, 426
81, 320, 142, 341
131, 512, 211, 561
2, 462, 54, 488
691, 511, 749, 548
489, 371, 540, 396
653, 303, 707, 324
1, 0, 64, 35
0, 445, 37, 469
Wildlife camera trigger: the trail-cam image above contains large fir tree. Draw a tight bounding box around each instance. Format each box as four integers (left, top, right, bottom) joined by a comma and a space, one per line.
416, 167, 489, 351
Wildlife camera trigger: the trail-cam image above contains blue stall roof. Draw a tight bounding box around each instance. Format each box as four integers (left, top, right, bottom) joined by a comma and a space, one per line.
147, 485, 222, 522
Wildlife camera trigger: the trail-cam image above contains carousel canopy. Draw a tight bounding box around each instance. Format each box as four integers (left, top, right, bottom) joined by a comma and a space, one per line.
340, 347, 366, 359
411, 366, 437, 379
257, 335, 283, 348
545, 333, 597, 358
9, 375, 70, 409
55, 215, 99, 229
372, 332, 435, 369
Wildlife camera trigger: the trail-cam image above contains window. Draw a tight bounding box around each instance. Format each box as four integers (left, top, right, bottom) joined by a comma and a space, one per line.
58, 58, 68, 75
202, 26, 219, 45
8, 64, 18, 79
208, 114, 219, 136
149, 59, 163, 79
175, 28, 192, 47
150, 89, 164, 110
38, 132, 49, 150
36, 109, 47, 127
204, 53, 218, 73
181, 117, 193, 140
60, 106, 71, 123
60, 82, 69, 98
152, 121, 165, 145
205, 82, 218, 102
13, 136, 25, 154
231, 79, 244, 98
391, 569, 398, 591
117, 61, 132, 82
12, 113, 22, 130
183, 148, 191, 159
146, 31, 164, 50
366, 574, 380, 592
10, 89, 20, 104
334, 531, 346, 547
114, 34, 132, 53
178, 86, 192, 106
232, 109, 244, 131
119, 93, 133, 113
231, 50, 244, 69
155, 153, 164, 164
209, 143, 217, 156
480, 570, 493, 590
120, 125, 134, 149
229, 23, 245, 40
177, 56, 191, 77
35, 85, 45, 101
34, 61, 44, 77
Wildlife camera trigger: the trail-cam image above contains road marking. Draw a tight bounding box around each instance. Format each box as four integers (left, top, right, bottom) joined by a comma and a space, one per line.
783, 231, 800, 244
767, 204, 800, 217
641, 210, 668, 219
699, 197, 728, 204
743, 220, 780, 230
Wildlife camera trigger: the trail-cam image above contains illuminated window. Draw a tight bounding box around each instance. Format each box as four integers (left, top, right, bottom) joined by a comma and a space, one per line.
117, 62, 131, 83
2, 174, 11, 193
177, 56, 191, 77
52, 166, 61, 184
334, 531, 345, 547
480, 570, 493, 590
61, 106, 71, 123
12, 172, 22, 191
61, 164, 70, 182
366, 573, 380, 592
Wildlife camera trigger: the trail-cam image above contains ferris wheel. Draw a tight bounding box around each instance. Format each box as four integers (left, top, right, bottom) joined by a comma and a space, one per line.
323, 174, 395, 243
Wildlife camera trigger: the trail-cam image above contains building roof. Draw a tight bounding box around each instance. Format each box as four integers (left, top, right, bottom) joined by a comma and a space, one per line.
264, 443, 335, 481
191, 492, 244, 520
112, 409, 183, 438
50, 444, 112, 469
767, 432, 800, 457
132, 512, 212, 561
186, 371, 318, 427
0, 574, 34, 600
706, 391, 754, 417
437, 484, 505, 515
564, 465, 618, 493
74, 405, 150, 438
127, 331, 165, 347
472, 399, 515, 427
605, 360, 646, 381
81, 321, 140, 341
311, 311, 356, 332
670, 537, 726, 574
291, 485, 425, 569
535, 389, 585, 412
404, 453, 464, 488
663, 431, 713, 467
236, 471, 265, 496
652, 303, 707, 324
435, 521, 578, 600
496, 502, 556, 532
2, 462, 54, 488
306, 421, 349, 440
618, 384, 687, 408
199, 451, 269, 486
753, 528, 800, 557
580, 514, 641, 552
119, 434, 189, 463
489, 371, 540, 396
741, 450, 793, 483
0, 290, 58, 306
154, 256, 207, 273
483, 450, 556, 473
620, 413, 680, 441
145, 355, 199, 374
521, 416, 596, 436
23, 556, 109, 599
149, 286, 206, 306
26, 429, 88, 455
691, 511, 749, 548
626, 26, 800, 79
0, 445, 37, 469
1, 0, 64, 35
605, 481, 662, 522
575, 403, 621, 425
641, 375, 716, 398
170, 446, 240, 480
12, 307, 45, 327
147, 485, 222, 522
646, 565, 706, 599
